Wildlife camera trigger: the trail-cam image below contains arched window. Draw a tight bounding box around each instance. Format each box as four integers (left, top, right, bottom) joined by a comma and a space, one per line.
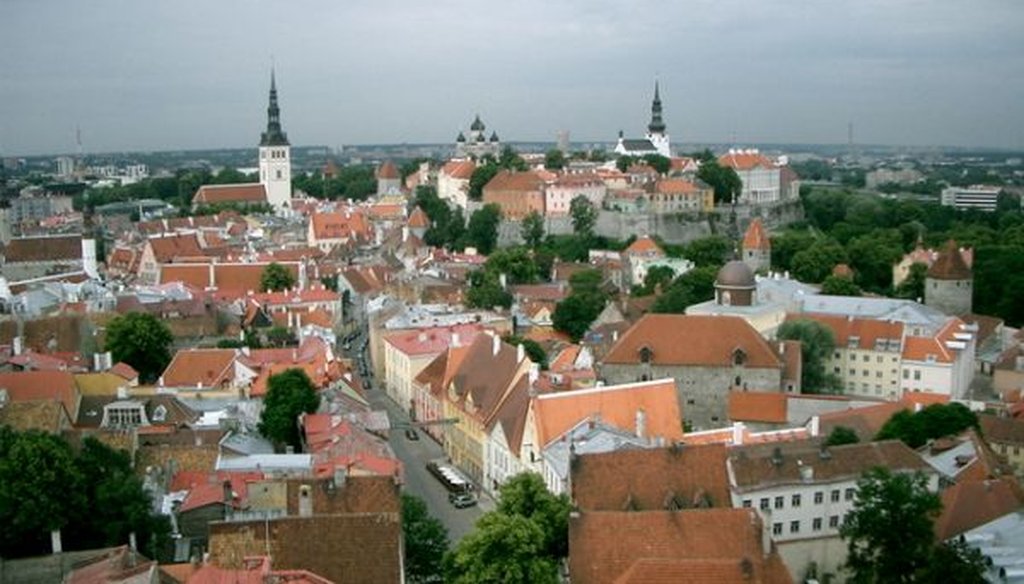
639, 346, 653, 364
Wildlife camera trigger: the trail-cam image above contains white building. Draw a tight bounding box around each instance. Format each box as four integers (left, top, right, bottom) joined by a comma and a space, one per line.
258, 70, 292, 214
613, 82, 671, 159
941, 185, 1001, 212
719, 149, 782, 205
728, 440, 938, 582
437, 159, 475, 209
544, 172, 606, 216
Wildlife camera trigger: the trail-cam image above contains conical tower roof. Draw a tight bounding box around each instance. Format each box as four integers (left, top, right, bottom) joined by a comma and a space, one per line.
260, 69, 289, 146
927, 240, 972, 280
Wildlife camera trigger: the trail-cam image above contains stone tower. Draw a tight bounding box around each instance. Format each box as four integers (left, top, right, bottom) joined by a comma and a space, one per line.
258, 69, 292, 214
741, 218, 771, 274
925, 240, 973, 316
645, 81, 671, 158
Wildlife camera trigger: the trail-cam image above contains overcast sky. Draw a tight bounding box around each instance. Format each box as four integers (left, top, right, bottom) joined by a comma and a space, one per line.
2, 0, 1022, 156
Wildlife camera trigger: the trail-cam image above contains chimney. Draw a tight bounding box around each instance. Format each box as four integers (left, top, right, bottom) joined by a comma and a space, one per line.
529, 362, 540, 386
12, 336, 22, 356
809, 415, 820, 437
732, 422, 745, 445
298, 484, 313, 517
517, 343, 525, 363
798, 460, 814, 482
771, 447, 784, 466
128, 532, 138, 567
452, 332, 460, 348
760, 514, 772, 555
499, 273, 507, 289
51, 529, 62, 554
635, 408, 646, 440
402, 226, 409, 242
81, 238, 99, 280
492, 333, 500, 356
334, 466, 348, 490
222, 480, 233, 506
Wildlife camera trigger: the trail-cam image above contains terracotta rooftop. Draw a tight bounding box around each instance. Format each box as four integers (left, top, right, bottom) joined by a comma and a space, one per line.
927, 240, 973, 280
816, 400, 910, 442
376, 160, 399, 180
604, 315, 783, 369
441, 159, 475, 180
310, 210, 371, 242
3, 235, 82, 263
790, 313, 904, 351
532, 378, 684, 448
193, 183, 267, 204
979, 414, 1024, 445
742, 218, 771, 252
160, 348, 237, 388
569, 508, 793, 584
407, 206, 430, 229
654, 178, 704, 195
728, 391, 789, 424
482, 169, 544, 193
385, 323, 484, 357
0, 370, 79, 420
623, 235, 664, 257
572, 443, 731, 512
147, 233, 204, 263
934, 478, 1024, 540
718, 150, 774, 171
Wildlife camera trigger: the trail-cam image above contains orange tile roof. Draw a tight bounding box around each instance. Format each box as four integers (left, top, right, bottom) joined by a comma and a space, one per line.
310, 210, 370, 242
902, 318, 967, 364
935, 478, 1024, 540
604, 315, 782, 369
742, 218, 770, 251
407, 206, 430, 228
817, 400, 909, 440
193, 183, 267, 204
148, 233, 204, 263
483, 169, 544, 193
161, 349, 237, 388
927, 240, 972, 280
533, 378, 684, 448
718, 150, 774, 171
655, 178, 702, 195
623, 235, 664, 257
375, 160, 399, 180
441, 159, 476, 180
790, 313, 904, 350
0, 371, 79, 420
728, 391, 788, 424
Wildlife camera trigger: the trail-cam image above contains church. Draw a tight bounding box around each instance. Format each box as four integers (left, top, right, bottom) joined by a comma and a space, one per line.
614, 82, 671, 159
192, 70, 293, 215
454, 114, 501, 159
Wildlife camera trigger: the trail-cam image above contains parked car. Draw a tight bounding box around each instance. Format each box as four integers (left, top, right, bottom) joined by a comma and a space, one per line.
449, 492, 477, 508
405, 428, 419, 441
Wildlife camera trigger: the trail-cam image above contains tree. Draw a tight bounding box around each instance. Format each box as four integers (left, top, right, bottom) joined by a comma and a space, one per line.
552, 293, 604, 342
821, 275, 862, 296
790, 239, 848, 283
260, 262, 296, 292
468, 163, 499, 201
495, 472, 571, 559
503, 335, 549, 369
651, 267, 717, 313
265, 325, 297, 348
544, 149, 565, 171
683, 235, 732, 268
642, 154, 672, 175
465, 269, 513, 310
569, 195, 597, 240
485, 247, 539, 284
402, 494, 449, 584
696, 159, 742, 204
633, 265, 675, 296
876, 403, 979, 449
466, 204, 502, 255
824, 426, 860, 447
776, 318, 838, 393
258, 368, 320, 451
894, 262, 927, 300
104, 312, 173, 383
917, 540, 988, 584
521, 211, 545, 249
444, 513, 558, 584
841, 468, 942, 584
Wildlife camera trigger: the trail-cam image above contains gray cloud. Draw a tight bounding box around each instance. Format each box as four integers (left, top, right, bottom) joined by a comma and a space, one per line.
1, 0, 1022, 155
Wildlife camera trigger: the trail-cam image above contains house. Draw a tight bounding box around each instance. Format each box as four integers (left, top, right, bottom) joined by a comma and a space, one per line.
382, 323, 484, 417
0, 398, 72, 434
899, 317, 976, 399
743, 218, 772, 274
539, 419, 649, 496
411, 343, 472, 443
727, 439, 936, 581
307, 209, 371, 252
0, 370, 81, 421
650, 177, 713, 214
163, 556, 333, 584
302, 413, 401, 480
437, 159, 475, 209
719, 149, 781, 205
207, 475, 402, 584
979, 414, 1024, 476
545, 172, 606, 216
601, 314, 791, 430
192, 183, 268, 208
481, 170, 547, 220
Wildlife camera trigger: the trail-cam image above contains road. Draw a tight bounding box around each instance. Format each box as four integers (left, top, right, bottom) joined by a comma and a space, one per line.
367, 385, 488, 542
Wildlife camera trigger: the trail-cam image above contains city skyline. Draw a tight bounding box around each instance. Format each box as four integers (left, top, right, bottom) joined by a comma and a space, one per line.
2, 0, 1022, 156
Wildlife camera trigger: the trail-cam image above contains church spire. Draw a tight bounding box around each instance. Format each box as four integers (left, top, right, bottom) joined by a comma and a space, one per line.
261, 68, 289, 146
648, 80, 666, 135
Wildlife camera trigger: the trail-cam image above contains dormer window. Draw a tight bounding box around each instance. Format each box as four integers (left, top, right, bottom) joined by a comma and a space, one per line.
732, 348, 747, 366
151, 404, 167, 422
639, 346, 653, 364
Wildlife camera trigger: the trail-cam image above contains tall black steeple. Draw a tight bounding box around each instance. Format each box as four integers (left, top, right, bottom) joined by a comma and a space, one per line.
647, 81, 666, 135
260, 69, 289, 146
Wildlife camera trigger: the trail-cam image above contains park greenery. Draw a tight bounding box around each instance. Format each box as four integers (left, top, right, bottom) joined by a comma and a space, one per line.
776, 318, 840, 393
104, 311, 174, 383
258, 368, 320, 451
552, 269, 609, 342
260, 262, 296, 292
0, 428, 170, 560
875, 402, 979, 449
841, 467, 986, 583
444, 472, 569, 584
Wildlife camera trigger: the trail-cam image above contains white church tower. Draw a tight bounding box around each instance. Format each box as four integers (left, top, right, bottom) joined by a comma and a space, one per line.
259, 70, 292, 214
645, 81, 671, 158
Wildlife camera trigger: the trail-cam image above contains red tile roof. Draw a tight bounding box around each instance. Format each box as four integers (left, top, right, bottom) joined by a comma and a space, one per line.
385, 324, 485, 357
728, 391, 789, 424
109, 362, 139, 381
161, 349, 238, 388
483, 169, 545, 193
655, 178, 703, 195
718, 151, 774, 171
927, 240, 973, 280
159, 262, 300, 297
148, 233, 204, 263
407, 206, 430, 229
0, 370, 79, 420
441, 159, 475, 180
4, 235, 81, 263
604, 315, 783, 369
934, 478, 1024, 540
193, 183, 267, 204
376, 160, 399, 180
742, 218, 770, 251
623, 235, 664, 257
533, 378, 684, 448
310, 210, 370, 242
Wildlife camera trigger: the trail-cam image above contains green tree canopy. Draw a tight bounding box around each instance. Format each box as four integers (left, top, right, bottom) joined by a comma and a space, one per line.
776, 318, 839, 393
260, 262, 296, 292
841, 468, 943, 584
791, 239, 848, 284
683, 235, 732, 268
466, 204, 502, 255
696, 159, 742, 204
468, 163, 499, 201
895, 262, 927, 301
651, 266, 717, 314
465, 269, 513, 310
503, 335, 549, 370
770, 230, 817, 273
521, 211, 545, 249
570, 195, 598, 240
875, 403, 979, 449
633, 265, 675, 296
824, 426, 860, 447
495, 472, 571, 558
444, 513, 557, 584
484, 247, 540, 285
820, 274, 862, 296
402, 494, 449, 584
544, 149, 566, 171
258, 368, 320, 451
104, 312, 173, 383
552, 268, 608, 342
642, 154, 671, 175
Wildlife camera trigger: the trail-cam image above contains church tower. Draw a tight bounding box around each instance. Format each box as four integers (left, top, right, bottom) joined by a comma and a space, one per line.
259, 69, 292, 214
925, 240, 973, 316
645, 81, 671, 158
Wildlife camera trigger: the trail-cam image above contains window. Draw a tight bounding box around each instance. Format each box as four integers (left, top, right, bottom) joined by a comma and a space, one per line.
276, 170, 283, 179
914, 370, 921, 381
903, 369, 909, 379
790, 520, 800, 534
845, 488, 855, 501
814, 491, 824, 504
742, 499, 751, 508
760, 498, 769, 510
862, 355, 869, 362
831, 490, 840, 503
812, 517, 823, 531
862, 369, 869, 377
773, 523, 782, 536
876, 356, 883, 363
774, 496, 784, 509
829, 515, 840, 528
833, 366, 841, 374
792, 494, 801, 507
